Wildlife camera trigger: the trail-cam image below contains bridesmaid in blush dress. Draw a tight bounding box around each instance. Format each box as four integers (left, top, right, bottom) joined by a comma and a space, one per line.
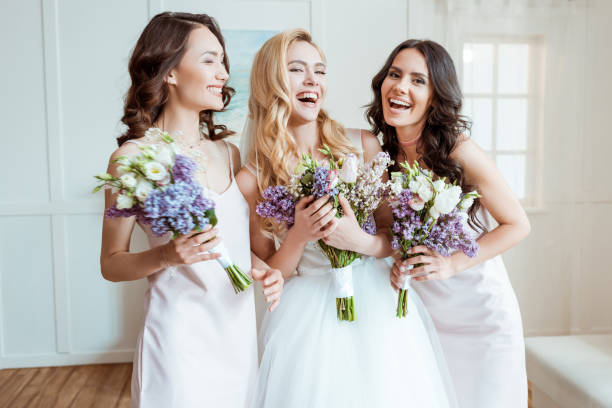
99, 12, 283, 408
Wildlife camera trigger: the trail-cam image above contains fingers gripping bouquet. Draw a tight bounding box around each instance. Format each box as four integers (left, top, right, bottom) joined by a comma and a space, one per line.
389, 161, 480, 317
94, 130, 252, 293
256, 145, 391, 321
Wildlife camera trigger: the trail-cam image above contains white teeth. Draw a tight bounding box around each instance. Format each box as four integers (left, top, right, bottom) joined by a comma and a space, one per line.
208, 86, 222, 94
298, 92, 318, 101
390, 98, 411, 108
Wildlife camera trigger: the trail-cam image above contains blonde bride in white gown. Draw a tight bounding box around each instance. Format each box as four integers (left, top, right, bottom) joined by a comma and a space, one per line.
237, 29, 458, 408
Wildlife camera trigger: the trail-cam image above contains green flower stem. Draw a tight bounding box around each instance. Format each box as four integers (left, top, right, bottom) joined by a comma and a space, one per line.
336, 296, 356, 321
225, 265, 253, 294
395, 252, 424, 318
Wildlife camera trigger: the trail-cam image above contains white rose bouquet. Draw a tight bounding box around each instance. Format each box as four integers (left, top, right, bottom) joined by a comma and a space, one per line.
389, 161, 481, 317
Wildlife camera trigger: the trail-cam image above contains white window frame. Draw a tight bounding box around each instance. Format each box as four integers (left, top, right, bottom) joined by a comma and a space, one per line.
461, 35, 544, 209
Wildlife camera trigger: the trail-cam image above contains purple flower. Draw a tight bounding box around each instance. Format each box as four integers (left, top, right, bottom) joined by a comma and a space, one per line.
361, 214, 377, 235
310, 167, 339, 199
256, 186, 297, 228
171, 154, 198, 183
391, 190, 479, 258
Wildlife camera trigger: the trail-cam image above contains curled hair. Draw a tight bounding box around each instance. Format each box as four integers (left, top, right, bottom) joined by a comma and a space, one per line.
117, 12, 234, 146
366, 39, 485, 232
246, 29, 357, 234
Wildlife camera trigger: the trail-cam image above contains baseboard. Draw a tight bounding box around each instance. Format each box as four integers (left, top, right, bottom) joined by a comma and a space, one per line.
1, 350, 134, 369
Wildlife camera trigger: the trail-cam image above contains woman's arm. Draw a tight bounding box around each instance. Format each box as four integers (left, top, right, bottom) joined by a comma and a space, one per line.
394, 137, 531, 283
236, 167, 337, 279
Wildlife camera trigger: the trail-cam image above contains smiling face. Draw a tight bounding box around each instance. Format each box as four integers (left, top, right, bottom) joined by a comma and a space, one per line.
167, 25, 228, 112
381, 47, 433, 131
286, 40, 327, 125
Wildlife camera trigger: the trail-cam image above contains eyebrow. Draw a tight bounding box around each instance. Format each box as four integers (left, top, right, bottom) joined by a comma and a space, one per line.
287, 59, 326, 68
201, 50, 224, 58
389, 65, 428, 78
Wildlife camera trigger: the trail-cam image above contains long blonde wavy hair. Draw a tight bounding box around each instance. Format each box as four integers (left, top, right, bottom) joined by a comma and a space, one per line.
245, 29, 357, 205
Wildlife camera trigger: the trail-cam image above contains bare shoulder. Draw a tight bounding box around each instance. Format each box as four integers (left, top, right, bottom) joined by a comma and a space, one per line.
358, 129, 382, 162
451, 134, 499, 185
236, 166, 259, 203
224, 140, 242, 174
106, 141, 141, 176
451, 135, 490, 166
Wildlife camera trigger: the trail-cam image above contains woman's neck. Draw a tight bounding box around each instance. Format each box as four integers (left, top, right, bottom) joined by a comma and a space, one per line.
289, 120, 319, 156
395, 122, 424, 163
156, 103, 202, 144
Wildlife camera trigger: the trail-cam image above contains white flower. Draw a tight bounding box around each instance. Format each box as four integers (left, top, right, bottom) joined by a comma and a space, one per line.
409, 175, 433, 202
459, 195, 475, 211
429, 206, 440, 219
391, 177, 403, 196
328, 169, 339, 190
339, 154, 358, 183
120, 174, 137, 189
155, 146, 173, 167
145, 128, 163, 140
135, 179, 154, 202
409, 195, 425, 211
432, 185, 462, 215
432, 179, 446, 193
144, 161, 168, 181
115, 156, 131, 166
116, 194, 134, 209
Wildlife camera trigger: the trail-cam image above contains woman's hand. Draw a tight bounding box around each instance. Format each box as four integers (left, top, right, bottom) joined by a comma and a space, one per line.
289, 195, 338, 244
396, 245, 457, 282
252, 267, 284, 312
161, 225, 222, 267
321, 195, 367, 251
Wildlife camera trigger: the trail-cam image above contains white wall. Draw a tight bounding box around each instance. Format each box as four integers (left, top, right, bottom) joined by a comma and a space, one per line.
2, 0, 610, 369
0, 0, 409, 368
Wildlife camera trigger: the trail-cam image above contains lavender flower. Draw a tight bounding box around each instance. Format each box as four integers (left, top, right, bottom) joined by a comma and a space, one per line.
171, 154, 198, 183
256, 186, 297, 228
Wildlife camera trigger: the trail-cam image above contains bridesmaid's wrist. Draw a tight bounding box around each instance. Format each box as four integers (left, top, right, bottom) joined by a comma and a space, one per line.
158, 244, 171, 269
354, 230, 374, 255
285, 228, 307, 251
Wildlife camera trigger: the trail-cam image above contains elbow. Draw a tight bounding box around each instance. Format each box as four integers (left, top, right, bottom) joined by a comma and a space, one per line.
518, 216, 531, 241
100, 257, 120, 282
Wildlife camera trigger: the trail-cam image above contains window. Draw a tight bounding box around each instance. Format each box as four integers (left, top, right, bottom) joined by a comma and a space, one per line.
461, 37, 542, 207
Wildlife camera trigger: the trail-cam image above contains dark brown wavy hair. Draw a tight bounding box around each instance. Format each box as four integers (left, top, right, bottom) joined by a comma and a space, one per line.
117, 12, 234, 146
366, 39, 484, 231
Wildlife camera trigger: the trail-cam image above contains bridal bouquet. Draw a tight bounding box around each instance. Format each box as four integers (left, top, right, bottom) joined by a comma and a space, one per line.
93, 131, 252, 293
256, 145, 391, 321
388, 161, 480, 317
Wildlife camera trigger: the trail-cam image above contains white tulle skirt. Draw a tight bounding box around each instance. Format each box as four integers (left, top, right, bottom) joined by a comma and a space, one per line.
252, 256, 458, 408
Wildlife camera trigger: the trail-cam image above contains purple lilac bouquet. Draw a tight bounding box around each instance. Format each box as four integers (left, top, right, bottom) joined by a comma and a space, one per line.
256, 145, 392, 321
94, 131, 252, 293
389, 161, 480, 317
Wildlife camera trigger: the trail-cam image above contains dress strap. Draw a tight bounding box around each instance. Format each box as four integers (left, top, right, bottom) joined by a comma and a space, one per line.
224, 140, 234, 180
346, 128, 364, 161
124, 138, 143, 146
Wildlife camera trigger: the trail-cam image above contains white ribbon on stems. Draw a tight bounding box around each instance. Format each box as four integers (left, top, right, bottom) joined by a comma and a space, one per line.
402, 264, 413, 290
201, 242, 232, 269
331, 264, 354, 297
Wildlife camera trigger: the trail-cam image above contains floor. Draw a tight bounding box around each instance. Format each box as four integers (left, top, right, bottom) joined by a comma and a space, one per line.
0, 363, 535, 407
0, 363, 131, 408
